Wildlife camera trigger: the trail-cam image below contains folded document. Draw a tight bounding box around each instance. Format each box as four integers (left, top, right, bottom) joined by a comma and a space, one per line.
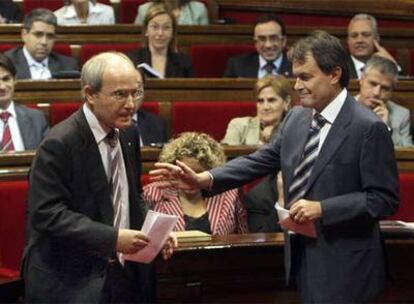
275, 203, 317, 238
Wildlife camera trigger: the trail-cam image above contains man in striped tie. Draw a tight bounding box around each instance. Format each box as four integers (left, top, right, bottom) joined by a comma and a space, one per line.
25, 52, 177, 303
152, 31, 399, 303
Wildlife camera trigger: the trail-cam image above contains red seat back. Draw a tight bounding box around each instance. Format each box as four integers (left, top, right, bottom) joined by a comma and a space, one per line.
172, 101, 256, 140
141, 102, 161, 115
388, 173, 414, 221
50, 103, 81, 126
119, 0, 147, 24
0, 180, 29, 271
80, 43, 141, 65
190, 44, 256, 77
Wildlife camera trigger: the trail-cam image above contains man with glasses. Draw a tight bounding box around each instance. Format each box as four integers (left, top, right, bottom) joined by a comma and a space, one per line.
5, 8, 78, 80
24, 52, 176, 303
347, 14, 399, 79
223, 13, 292, 78
356, 56, 412, 146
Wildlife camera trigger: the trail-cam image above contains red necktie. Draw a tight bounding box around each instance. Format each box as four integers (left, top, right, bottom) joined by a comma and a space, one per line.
0, 111, 14, 152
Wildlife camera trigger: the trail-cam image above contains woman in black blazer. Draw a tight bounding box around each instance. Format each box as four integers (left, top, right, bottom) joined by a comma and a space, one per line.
127, 3, 194, 78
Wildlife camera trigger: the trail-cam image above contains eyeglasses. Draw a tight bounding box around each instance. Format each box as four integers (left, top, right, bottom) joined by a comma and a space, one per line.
101, 89, 144, 103
29, 30, 56, 40
254, 35, 284, 44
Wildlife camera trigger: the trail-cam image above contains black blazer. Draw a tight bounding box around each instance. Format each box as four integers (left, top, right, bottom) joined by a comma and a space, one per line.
5, 47, 79, 80
24, 109, 147, 303
243, 173, 282, 233
223, 52, 293, 78
347, 54, 359, 79
136, 109, 168, 146
126, 47, 194, 78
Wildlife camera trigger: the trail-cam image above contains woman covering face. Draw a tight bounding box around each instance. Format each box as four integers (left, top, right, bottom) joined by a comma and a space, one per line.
222, 75, 292, 145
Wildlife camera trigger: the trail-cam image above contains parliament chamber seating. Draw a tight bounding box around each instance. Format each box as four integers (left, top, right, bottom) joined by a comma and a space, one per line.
189, 44, 256, 77
171, 101, 256, 140
80, 43, 141, 65
23, 0, 111, 14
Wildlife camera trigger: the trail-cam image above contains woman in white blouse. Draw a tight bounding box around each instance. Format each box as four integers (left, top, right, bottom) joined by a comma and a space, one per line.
54, 0, 115, 25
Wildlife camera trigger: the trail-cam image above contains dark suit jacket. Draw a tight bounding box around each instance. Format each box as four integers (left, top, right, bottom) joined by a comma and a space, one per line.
126, 47, 194, 78
5, 47, 79, 80
223, 52, 293, 78
243, 173, 282, 233
24, 109, 147, 303
14, 103, 49, 150
347, 54, 359, 79
0, 0, 21, 23
136, 109, 168, 146
209, 95, 399, 302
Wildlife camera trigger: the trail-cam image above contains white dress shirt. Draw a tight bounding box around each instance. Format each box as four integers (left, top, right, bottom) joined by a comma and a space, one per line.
23, 47, 51, 80
83, 103, 130, 230
0, 101, 25, 151
351, 56, 365, 79
258, 54, 284, 79
54, 2, 115, 25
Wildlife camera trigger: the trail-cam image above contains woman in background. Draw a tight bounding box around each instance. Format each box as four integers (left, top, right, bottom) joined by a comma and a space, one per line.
143, 132, 248, 235
54, 0, 115, 25
221, 75, 292, 145
134, 0, 209, 25
127, 4, 194, 78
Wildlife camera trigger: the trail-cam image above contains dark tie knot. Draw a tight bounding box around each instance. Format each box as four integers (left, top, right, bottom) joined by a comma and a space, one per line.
106, 129, 119, 148
0, 111, 11, 123
264, 61, 275, 74
312, 113, 327, 130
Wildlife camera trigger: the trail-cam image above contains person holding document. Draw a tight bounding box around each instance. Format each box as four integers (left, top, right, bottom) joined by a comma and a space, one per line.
24, 52, 176, 303
150, 31, 399, 303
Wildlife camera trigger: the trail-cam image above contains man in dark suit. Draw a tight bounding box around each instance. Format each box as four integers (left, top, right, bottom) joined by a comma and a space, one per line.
24, 52, 176, 303
152, 31, 399, 303
223, 14, 292, 78
0, 53, 48, 152
347, 14, 399, 79
135, 109, 168, 146
5, 8, 78, 80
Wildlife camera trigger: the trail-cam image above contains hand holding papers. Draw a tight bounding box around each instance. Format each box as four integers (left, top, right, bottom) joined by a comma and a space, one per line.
124, 210, 178, 263
275, 203, 317, 238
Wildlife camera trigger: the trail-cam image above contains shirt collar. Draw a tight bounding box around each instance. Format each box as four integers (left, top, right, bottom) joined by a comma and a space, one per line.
23, 46, 48, 67
317, 88, 348, 125
83, 103, 116, 145
63, 2, 104, 19
0, 101, 16, 118
259, 54, 283, 72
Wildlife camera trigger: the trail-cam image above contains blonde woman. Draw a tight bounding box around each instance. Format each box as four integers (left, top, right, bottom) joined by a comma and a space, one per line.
127, 4, 193, 78
144, 132, 248, 235
222, 75, 292, 145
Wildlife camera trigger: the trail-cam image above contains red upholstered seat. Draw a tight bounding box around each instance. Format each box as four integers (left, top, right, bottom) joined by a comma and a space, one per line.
23, 0, 111, 14
141, 102, 160, 115
80, 43, 141, 65
0, 44, 20, 54
52, 44, 73, 57
50, 102, 81, 126
190, 44, 256, 77
119, 0, 147, 24
172, 101, 256, 140
388, 173, 414, 221
0, 180, 28, 273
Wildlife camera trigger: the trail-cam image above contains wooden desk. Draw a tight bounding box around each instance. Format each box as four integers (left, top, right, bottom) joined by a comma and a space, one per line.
155, 232, 414, 303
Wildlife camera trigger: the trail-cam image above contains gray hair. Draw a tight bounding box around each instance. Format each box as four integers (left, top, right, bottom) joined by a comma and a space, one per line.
23, 8, 57, 30
363, 56, 398, 84
349, 14, 379, 40
81, 52, 135, 99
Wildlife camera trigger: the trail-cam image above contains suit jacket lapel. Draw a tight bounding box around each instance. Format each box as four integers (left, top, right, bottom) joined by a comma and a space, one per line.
15, 104, 34, 149
16, 48, 31, 79
75, 109, 114, 226
305, 96, 353, 192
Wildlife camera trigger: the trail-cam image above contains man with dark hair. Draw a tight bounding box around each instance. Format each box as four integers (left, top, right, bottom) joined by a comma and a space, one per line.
223, 13, 292, 78
0, 53, 48, 152
347, 14, 399, 79
5, 8, 78, 80
152, 31, 399, 303
356, 56, 412, 146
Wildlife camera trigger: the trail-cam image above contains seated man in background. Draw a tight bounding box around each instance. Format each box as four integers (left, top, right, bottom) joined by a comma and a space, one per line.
5, 8, 79, 80
347, 13, 399, 79
356, 56, 413, 147
223, 14, 292, 78
0, 53, 49, 152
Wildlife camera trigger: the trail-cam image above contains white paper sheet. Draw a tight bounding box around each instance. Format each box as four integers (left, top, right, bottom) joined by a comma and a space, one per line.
124, 210, 178, 264
275, 203, 317, 238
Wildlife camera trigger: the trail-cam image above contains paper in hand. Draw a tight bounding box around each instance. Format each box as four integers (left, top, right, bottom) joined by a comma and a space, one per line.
124, 210, 178, 263
275, 203, 317, 238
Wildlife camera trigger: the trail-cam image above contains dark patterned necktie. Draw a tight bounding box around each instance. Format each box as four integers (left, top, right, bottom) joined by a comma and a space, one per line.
0, 112, 15, 152
288, 113, 327, 205
264, 61, 276, 75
